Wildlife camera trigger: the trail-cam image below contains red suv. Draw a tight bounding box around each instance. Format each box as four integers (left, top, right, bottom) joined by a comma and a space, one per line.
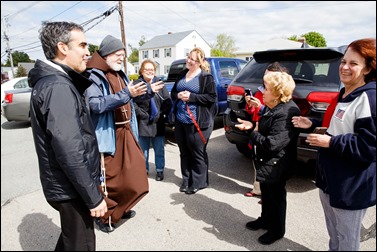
223, 46, 346, 167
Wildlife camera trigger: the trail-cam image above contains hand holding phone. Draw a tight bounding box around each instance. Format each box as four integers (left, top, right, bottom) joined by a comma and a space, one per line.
245, 89, 253, 97
313, 127, 327, 134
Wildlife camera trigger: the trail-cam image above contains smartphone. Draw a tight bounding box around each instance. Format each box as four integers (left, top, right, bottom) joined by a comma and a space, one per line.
313, 127, 327, 134
133, 79, 142, 84
245, 89, 253, 96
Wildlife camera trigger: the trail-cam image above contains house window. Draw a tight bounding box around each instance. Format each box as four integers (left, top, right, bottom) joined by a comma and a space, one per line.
153, 49, 159, 58
164, 48, 171, 57
184, 48, 190, 56
165, 65, 170, 75
142, 50, 148, 59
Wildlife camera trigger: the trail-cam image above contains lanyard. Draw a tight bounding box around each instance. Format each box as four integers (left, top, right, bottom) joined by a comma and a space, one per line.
186, 104, 207, 144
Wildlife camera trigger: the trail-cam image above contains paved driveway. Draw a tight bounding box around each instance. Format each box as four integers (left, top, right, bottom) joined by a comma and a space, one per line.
1, 116, 375, 251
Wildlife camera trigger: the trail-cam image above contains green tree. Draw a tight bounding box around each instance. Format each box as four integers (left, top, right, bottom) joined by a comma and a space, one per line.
4, 51, 33, 66
288, 32, 327, 47
88, 44, 99, 56
302, 31, 327, 47
210, 34, 238, 57
128, 36, 147, 64
128, 44, 139, 64
15, 65, 27, 77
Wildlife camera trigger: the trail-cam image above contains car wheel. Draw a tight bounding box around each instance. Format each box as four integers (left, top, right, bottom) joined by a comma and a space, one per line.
236, 143, 253, 158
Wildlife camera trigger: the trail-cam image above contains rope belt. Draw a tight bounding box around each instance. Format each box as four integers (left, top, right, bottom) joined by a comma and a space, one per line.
100, 152, 113, 231
115, 120, 130, 125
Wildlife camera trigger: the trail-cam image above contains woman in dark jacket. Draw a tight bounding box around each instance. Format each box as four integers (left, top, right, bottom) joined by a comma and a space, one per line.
236, 71, 301, 245
170, 47, 217, 194
134, 59, 172, 181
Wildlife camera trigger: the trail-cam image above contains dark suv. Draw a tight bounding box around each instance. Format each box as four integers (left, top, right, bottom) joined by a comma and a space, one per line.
223, 46, 346, 166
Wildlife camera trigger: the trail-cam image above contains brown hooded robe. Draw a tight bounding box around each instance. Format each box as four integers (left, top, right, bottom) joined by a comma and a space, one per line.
87, 52, 149, 224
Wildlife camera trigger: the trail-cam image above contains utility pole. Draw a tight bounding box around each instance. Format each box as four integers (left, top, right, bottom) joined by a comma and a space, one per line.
2, 16, 15, 78
118, 1, 127, 73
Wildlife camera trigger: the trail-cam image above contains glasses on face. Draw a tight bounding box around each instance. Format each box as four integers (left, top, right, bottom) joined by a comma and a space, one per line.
143, 68, 155, 72
186, 56, 199, 63
257, 86, 265, 92
114, 53, 125, 58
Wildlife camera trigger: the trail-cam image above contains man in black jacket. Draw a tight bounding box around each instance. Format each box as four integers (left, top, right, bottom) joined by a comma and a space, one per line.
28, 21, 107, 251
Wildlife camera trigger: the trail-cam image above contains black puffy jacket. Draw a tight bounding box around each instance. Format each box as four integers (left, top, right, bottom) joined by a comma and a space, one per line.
28, 59, 103, 209
251, 100, 301, 183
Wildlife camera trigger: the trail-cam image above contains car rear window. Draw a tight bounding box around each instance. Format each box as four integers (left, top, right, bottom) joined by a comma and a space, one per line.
234, 56, 342, 89
167, 61, 186, 82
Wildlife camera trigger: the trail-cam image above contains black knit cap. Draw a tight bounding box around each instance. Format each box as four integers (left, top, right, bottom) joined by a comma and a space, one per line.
98, 35, 125, 57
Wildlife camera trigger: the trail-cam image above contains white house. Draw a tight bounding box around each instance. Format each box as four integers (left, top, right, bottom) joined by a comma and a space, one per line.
124, 61, 136, 75
138, 30, 211, 76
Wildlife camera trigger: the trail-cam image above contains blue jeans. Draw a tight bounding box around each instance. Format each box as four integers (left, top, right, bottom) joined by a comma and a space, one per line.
138, 136, 165, 173
319, 189, 367, 251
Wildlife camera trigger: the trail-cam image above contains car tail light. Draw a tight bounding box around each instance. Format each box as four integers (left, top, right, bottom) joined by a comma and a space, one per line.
227, 86, 245, 102
224, 125, 231, 132
4, 93, 13, 104
307, 91, 339, 111
294, 97, 311, 116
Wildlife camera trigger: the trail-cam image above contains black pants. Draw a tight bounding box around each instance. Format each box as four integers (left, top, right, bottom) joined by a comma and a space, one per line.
48, 198, 95, 251
260, 179, 287, 237
174, 121, 213, 189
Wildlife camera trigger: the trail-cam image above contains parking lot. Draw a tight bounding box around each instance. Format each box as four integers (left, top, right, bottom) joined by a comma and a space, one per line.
1, 116, 375, 251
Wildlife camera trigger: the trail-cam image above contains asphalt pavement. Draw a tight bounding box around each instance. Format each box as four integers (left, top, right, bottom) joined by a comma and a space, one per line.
1, 116, 375, 251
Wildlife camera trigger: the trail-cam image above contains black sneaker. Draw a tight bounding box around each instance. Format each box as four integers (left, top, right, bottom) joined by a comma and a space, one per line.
246, 218, 267, 231
179, 184, 189, 192
156, 172, 164, 181
94, 218, 115, 233
258, 231, 283, 245
121, 210, 136, 219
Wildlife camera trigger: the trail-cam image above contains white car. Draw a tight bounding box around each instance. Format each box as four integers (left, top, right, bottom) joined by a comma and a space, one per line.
1, 77, 29, 102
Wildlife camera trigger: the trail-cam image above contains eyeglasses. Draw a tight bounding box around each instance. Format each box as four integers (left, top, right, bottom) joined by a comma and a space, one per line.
186, 56, 199, 63
257, 86, 265, 92
114, 53, 125, 58
143, 68, 155, 72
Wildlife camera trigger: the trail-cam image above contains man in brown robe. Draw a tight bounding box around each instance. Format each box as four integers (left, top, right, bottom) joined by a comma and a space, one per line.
84, 35, 163, 232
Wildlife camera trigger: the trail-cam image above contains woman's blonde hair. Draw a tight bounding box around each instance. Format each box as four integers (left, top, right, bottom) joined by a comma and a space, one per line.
263, 72, 295, 103
190, 47, 210, 73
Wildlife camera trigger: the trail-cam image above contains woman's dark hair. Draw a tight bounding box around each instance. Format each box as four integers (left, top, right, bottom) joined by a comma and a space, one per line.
266, 61, 289, 73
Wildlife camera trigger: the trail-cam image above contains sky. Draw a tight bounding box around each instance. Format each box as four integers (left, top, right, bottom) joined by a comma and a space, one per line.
1, 1, 376, 64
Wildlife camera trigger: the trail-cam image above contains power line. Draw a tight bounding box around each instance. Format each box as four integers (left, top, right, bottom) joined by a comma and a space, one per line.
9, 1, 83, 39
6, 1, 43, 19
2, 3, 118, 58
81, 5, 118, 32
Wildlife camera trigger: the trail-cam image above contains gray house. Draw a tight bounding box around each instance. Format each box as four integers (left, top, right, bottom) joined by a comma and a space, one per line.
138, 30, 211, 76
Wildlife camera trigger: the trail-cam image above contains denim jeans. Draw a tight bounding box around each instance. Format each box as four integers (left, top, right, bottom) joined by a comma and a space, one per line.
139, 135, 165, 172
319, 189, 367, 251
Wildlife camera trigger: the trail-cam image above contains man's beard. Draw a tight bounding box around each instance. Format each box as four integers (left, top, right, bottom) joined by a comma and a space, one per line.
106, 58, 122, 72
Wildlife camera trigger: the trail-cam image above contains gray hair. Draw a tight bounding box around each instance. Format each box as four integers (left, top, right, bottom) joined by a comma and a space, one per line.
39, 21, 84, 60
